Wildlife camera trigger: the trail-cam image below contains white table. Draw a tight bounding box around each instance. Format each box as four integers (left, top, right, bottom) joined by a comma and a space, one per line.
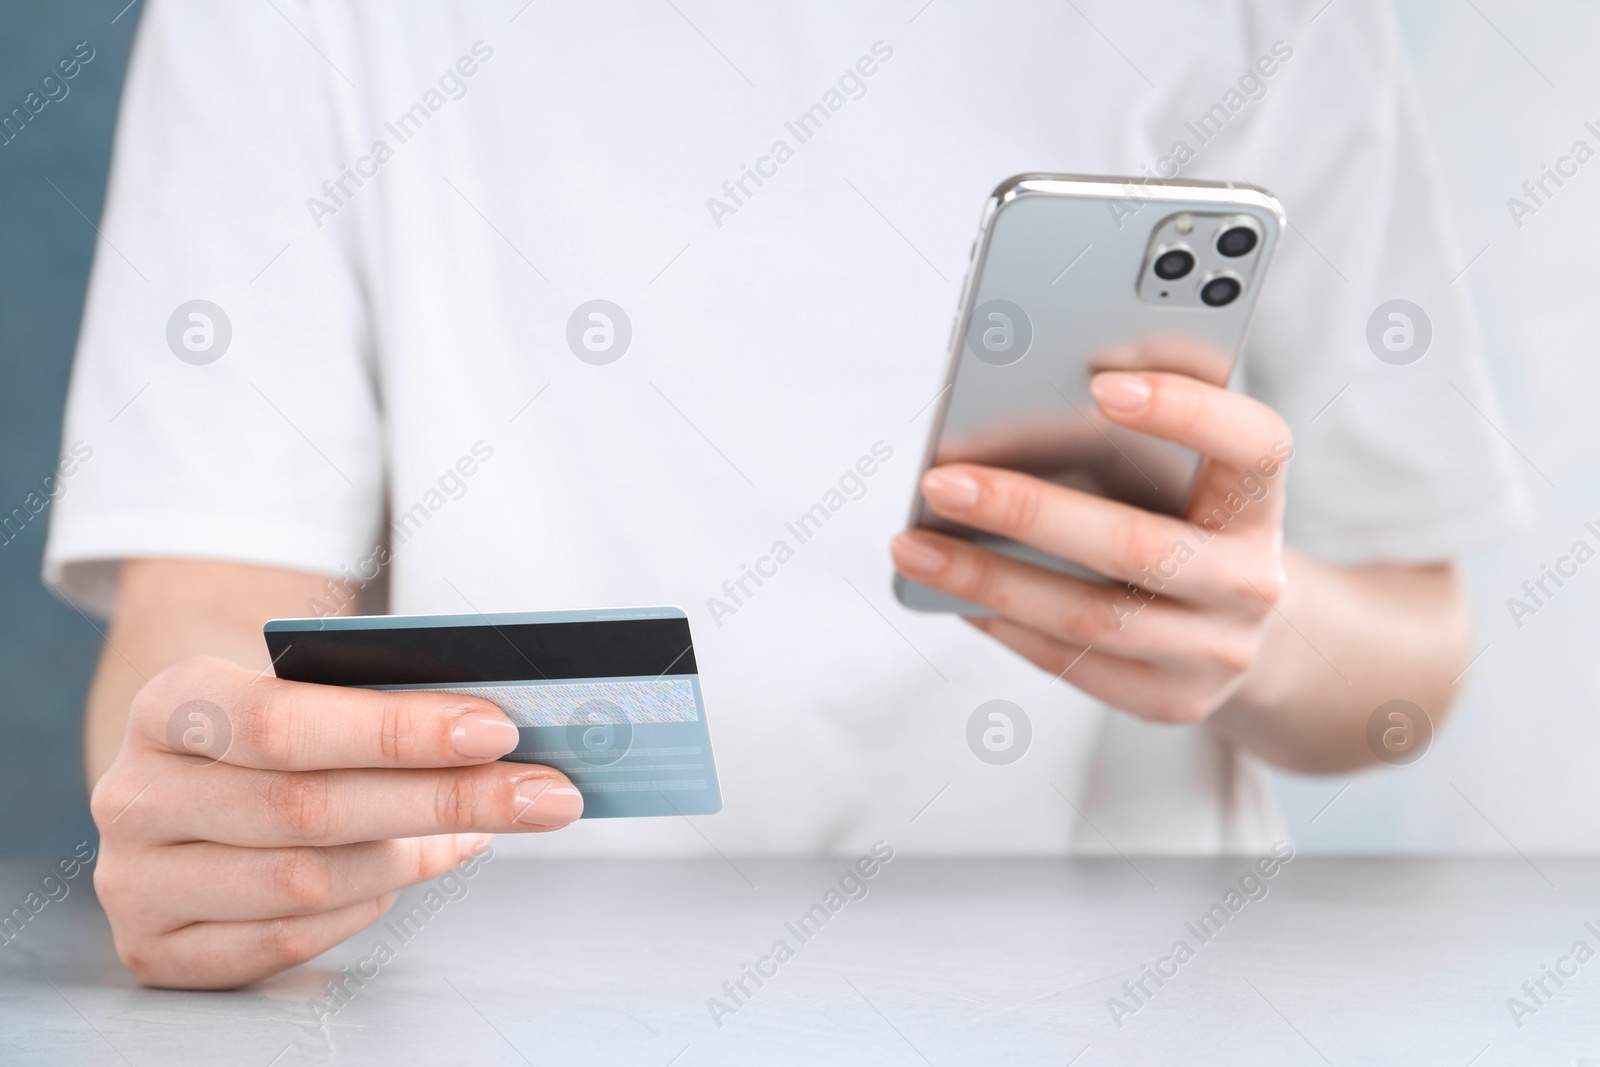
2, 854, 1597, 1065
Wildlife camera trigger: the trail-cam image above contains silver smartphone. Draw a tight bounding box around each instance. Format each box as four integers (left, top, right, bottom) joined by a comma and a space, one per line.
895, 173, 1284, 613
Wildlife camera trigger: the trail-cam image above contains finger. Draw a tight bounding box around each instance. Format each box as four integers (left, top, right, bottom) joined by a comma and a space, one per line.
892, 530, 1261, 669
131, 657, 521, 771
107, 761, 582, 847
117, 893, 401, 989
1088, 362, 1292, 477
1086, 335, 1290, 469
968, 615, 1225, 724
106, 834, 491, 929
1090, 367, 1291, 533
915, 464, 1264, 598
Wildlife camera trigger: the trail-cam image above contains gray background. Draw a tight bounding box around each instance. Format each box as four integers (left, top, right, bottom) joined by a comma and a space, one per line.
0, 2, 139, 855
0, 1, 1595, 856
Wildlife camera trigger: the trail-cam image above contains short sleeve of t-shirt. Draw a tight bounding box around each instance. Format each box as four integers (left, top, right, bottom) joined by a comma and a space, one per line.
1208, 2, 1534, 562
44, 0, 382, 616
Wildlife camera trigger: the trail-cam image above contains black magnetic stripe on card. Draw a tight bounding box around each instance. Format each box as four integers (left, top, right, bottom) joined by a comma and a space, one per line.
266, 617, 697, 686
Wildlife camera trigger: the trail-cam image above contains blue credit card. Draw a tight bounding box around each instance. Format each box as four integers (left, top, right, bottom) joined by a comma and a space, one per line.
263, 607, 721, 818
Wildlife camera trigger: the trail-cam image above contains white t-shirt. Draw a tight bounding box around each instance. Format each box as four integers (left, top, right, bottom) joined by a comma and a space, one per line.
47, 0, 1529, 855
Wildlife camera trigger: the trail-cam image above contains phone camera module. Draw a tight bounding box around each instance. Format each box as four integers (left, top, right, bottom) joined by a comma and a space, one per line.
1216, 226, 1258, 258
1200, 273, 1243, 307
1140, 212, 1265, 310
1153, 248, 1195, 281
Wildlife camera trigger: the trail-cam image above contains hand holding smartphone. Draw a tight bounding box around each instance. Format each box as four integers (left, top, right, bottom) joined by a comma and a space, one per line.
890, 172, 1299, 727
896, 174, 1284, 614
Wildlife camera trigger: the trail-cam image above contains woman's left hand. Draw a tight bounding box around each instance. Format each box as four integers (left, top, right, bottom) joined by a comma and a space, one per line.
890, 339, 1294, 724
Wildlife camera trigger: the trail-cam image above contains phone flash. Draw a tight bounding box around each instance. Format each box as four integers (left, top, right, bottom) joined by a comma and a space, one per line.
1175, 216, 1194, 235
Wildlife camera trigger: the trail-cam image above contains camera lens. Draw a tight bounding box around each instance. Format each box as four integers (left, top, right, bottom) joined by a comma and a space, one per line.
1216, 226, 1258, 258
1153, 248, 1194, 280
1200, 274, 1242, 307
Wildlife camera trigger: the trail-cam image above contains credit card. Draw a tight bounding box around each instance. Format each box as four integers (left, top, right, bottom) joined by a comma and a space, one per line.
263, 607, 721, 818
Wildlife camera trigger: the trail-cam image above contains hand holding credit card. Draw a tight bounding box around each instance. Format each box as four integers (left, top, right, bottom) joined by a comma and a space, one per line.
265, 607, 722, 818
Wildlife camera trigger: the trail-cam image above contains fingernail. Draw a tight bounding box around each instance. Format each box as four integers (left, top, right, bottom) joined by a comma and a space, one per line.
1091, 371, 1152, 414
892, 533, 947, 575
513, 779, 584, 825
456, 832, 492, 859
451, 713, 520, 758
922, 468, 980, 510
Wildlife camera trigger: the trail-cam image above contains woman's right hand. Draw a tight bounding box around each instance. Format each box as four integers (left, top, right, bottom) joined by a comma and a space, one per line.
90, 654, 582, 989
